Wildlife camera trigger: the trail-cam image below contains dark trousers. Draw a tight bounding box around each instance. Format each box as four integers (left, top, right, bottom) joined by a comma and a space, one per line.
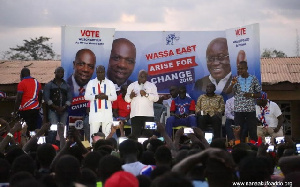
131, 116, 154, 138
225, 119, 235, 141
234, 111, 258, 142
19, 109, 39, 131
197, 114, 222, 139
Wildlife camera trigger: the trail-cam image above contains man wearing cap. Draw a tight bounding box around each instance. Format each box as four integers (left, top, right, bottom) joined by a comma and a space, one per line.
256, 92, 284, 143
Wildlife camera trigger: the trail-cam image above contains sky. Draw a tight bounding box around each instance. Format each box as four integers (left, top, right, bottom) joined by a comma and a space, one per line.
0, 0, 300, 58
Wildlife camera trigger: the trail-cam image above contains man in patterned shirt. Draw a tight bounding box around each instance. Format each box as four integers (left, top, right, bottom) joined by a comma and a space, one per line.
196, 83, 225, 139
226, 61, 261, 142
165, 85, 197, 138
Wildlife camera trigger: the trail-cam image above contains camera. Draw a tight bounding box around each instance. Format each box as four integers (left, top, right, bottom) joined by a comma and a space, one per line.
138, 138, 148, 144
37, 136, 46, 144
20, 121, 26, 128
145, 122, 157, 130
29, 131, 36, 137
275, 136, 285, 145
265, 136, 271, 144
50, 124, 58, 131
112, 121, 120, 126
183, 128, 194, 134
296, 143, 300, 154
205, 132, 213, 144
267, 145, 275, 152
118, 137, 128, 144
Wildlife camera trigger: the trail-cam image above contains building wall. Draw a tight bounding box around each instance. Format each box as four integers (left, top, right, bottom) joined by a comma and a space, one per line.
263, 83, 300, 141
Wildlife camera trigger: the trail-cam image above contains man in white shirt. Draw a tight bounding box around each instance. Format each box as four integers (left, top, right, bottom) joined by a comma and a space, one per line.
125, 70, 159, 138
256, 92, 284, 143
84, 65, 117, 141
225, 96, 235, 142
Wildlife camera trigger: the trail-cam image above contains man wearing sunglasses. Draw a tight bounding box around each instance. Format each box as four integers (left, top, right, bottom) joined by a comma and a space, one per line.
194, 37, 233, 100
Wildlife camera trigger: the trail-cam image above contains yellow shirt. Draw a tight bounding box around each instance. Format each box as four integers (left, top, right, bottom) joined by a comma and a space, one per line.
196, 94, 225, 117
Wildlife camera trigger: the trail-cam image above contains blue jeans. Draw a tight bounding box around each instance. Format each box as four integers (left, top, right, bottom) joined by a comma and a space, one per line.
48, 109, 68, 125
165, 116, 197, 138
48, 109, 68, 140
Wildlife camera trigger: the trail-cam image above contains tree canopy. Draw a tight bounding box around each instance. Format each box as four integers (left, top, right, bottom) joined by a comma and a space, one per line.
261, 48, 287, 58
2, 36, 55, 60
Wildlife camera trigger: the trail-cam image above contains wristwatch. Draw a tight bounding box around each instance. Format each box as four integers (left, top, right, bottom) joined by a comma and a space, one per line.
146, 93, 149, 97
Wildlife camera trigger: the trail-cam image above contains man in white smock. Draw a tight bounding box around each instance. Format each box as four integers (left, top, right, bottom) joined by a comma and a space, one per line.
84, 65, 117, 141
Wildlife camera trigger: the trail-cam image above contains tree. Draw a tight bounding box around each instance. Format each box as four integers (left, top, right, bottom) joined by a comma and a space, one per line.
3, 36, 55, 60
261, 48, 287, 58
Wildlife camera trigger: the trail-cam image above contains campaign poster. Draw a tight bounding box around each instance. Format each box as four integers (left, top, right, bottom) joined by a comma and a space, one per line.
61, 26, 115, 121
113, 24, 260, 101
226, 23, 261, 81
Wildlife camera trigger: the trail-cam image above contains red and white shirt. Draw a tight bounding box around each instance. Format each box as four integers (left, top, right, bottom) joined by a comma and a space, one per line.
17, 77, 41, 111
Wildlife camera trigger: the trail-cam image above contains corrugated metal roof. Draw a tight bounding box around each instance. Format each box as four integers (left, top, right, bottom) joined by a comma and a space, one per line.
0, 60, 60, 84
261, 57, 300, 85
1, 57, 300, 85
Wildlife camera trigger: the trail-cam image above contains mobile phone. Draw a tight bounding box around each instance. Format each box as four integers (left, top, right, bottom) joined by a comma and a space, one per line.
50, 124, 57, 131
138, 138, 148, 144
118, 137, 128, 144
37, 136, 46, 144
70, 142, 77, 148
145, 122, 157, 130
296, 143, 300, 154
157, 137, 164, 142
64, 125, 67, 138
29, 131, 36, 137
265, 136, 271, 144
267, 145, 275, 152
21, 121, 26, 128
275, 136, 285, 145
184, 128, 194, 134
205, 132, 213, 144
112, 121, 119, 126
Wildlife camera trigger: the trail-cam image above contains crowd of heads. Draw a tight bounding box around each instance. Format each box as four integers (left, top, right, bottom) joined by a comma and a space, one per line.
0, 116, 299, 187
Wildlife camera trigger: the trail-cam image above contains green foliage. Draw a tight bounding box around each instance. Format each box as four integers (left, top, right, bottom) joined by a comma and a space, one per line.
261, 48, 287, 58
3, 36, 55, 60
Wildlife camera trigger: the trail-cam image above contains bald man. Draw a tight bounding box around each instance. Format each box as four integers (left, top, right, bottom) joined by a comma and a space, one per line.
84, 65, 117, 141
194, 37, 233, 99
107, 38, 136, 91
67, 48, 96, 97
125, 70, 159, 138
44, 67, 72, 142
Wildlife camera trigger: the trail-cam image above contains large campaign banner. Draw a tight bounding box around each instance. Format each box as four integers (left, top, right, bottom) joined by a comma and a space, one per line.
113, 23, 260, 101
61, 23, 260, 120
61, 26, 115, 124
